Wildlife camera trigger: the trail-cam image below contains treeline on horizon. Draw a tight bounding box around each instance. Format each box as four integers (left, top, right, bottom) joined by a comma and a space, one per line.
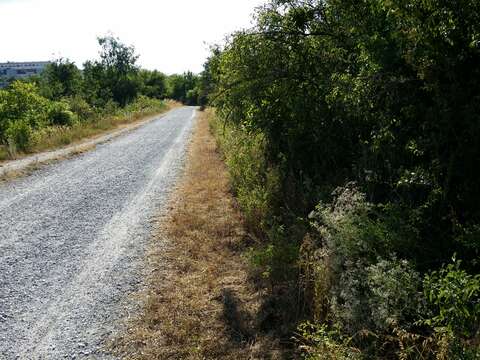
202, 0, 479, 358
0, 35, 203, 158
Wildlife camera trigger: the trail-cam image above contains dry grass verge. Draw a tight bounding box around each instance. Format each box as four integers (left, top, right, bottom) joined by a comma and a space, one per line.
0, 144, 95, 183
112, 110, 288, 359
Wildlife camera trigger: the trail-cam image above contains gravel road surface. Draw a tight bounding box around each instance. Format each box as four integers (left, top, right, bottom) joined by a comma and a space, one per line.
0, 107, 196, 359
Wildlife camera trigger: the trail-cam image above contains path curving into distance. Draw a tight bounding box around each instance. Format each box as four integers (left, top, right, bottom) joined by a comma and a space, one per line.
0, 107, 196, 359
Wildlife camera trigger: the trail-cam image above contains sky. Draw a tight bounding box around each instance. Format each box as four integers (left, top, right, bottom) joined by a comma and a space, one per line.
0, 0, 264, 74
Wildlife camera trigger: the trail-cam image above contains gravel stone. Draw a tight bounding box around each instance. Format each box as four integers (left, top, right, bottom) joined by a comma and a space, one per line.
0, 107, 196, 359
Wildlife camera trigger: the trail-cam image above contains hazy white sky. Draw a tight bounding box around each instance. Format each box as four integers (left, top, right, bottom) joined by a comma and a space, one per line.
0, 0, 264, 74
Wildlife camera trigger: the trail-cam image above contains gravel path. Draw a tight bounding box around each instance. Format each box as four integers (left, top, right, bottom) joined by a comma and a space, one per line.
0, 107, 196, 359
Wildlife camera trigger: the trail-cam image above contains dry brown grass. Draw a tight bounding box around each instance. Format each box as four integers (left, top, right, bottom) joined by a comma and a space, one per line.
112, 110, 288, 359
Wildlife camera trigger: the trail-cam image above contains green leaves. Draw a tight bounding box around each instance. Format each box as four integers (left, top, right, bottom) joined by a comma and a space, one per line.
166, 72, 200, 105
206, 0, 480, 356
83, 36, 140, 107
0, 81, 72, 151
39, 59, 82, 100
0, 82, 50, 136
423, 257, 480, 338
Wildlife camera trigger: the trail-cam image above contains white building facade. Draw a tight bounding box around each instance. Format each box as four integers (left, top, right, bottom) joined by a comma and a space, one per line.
0, 61, 50, 87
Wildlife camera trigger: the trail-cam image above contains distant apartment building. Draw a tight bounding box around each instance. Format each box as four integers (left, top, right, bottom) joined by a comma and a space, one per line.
0, 61, 50, 87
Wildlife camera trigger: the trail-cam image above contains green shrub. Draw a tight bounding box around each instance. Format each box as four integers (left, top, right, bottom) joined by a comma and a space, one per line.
100, 100, 120, 116
0, 90, 8, 139
301, 186, 428, 355
300, 185, 480, 358
210, 111, 300, 285
124, 95, 165, 114
247, 223, 299, 283
186, 88, 199, 105
0, 81, 50, 147
366, 258, 424, 332
166, 72, 199, 104
48, 101, 76, 126
65, 96, 95, 121
210, 112, 276, 232
423, 258, 480, 338
5, 120, 32, 152
138, 69, 167, 99
309, 185, 393, 272
297, 322, 361, 360
0, 81, 50, 132
39, 59, 82, 100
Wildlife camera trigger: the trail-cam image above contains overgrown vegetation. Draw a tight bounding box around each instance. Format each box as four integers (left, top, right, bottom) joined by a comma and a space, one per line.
206, 0, 480, 358
0, 35, 201, 160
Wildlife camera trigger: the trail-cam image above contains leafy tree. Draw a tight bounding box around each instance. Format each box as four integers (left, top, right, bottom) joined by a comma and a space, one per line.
138, 69, 167, 99
39, 58, 82, 100
167, 72, 199, 104
197, 47, 221, 108
83, 35, 140, 107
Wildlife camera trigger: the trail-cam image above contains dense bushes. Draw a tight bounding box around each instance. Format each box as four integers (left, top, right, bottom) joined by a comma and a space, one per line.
48, 101, 76, 126
0, 80, 166, 158
39, 58, 83, 100
207, 0, 480, 357
166, 71, 201, 105
0, 82, 52, 151
0, 36, 174, 159
138, 70, 167, 99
